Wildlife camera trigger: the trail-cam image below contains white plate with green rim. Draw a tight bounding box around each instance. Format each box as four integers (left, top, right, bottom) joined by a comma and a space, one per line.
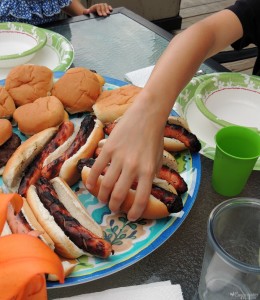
174, 73, 260, 171
195, 72, 260, 132
0, 22, 47, 68
0, 28, 74, 80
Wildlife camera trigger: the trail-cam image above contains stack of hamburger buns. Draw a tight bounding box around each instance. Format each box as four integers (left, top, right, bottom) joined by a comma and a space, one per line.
1, 65, 105, 136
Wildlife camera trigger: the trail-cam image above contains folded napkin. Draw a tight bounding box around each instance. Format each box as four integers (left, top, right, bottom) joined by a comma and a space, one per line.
124, 65, 154, 87
54, 281, 183, 300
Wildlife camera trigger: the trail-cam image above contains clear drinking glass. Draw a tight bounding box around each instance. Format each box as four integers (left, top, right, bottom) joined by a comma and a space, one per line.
198, 197, 260, 300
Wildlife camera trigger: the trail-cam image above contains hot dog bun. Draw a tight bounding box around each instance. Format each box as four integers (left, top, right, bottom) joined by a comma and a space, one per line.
5, 196, 54, 249
13, 96, 65, 136
51, 67, 102, 114
26, 177, 110, 259
0, 86, 16, 118
81, 166, 179, 219
93, 85, 142, 123
163, 116, 190, 152
164, 116, 201, 153
2, 127, 58, 192
42, 117, 104, 186
3, 115, 104, 193
5, 65, 53, 107
51, 177, 102, 238
162, 150, 178, 172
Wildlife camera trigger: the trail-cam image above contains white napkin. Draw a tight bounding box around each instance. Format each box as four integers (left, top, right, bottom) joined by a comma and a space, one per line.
124, 65, 155, 87
54, 281, 183, 300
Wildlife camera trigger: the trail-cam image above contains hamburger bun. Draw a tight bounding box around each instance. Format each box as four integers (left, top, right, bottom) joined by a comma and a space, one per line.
0, 119, 12, 146
93, 85, 142, 123
51, 67, 102, 114
0, 86, 16, 118
5, 65, 53, 107
13, 96, 65, 135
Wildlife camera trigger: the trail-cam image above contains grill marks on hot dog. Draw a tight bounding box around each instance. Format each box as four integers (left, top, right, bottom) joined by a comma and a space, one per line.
158, 165, 188, 194
77, 158, 183, 214
35, 177, 113, 258
0, 133, 21, 169
18, 121, 74, 197
103, 118, 201, 153
41, 115, 96, 180
164, 122, 201, 153
150, 185, 183, 213
130, 180, 183, 213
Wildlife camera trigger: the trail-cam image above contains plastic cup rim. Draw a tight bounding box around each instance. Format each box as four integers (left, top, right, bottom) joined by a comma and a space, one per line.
215, 125, 260, 160
208, 197, 260, 274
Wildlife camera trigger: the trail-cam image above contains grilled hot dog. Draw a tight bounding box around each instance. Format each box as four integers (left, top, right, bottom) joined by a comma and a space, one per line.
3, 114, 104, 194
26, 176, 113, 259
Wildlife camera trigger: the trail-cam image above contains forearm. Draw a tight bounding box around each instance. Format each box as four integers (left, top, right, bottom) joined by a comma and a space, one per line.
134, 9, 243, 127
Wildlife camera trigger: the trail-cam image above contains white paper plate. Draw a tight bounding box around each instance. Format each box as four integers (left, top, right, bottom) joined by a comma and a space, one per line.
0, 28, 74, 80
195, 72, 260, 131
0, 22, 47, 68
174, 73, 260, 171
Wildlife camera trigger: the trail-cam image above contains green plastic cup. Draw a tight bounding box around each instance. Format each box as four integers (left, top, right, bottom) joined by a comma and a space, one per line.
212, 126, 260, 196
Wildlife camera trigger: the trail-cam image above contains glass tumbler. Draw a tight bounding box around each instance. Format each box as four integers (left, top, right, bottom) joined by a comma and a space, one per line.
198, 197, 260, 300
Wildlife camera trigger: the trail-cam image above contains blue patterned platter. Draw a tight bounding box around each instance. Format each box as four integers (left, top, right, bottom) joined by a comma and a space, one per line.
0, 72, 201, 288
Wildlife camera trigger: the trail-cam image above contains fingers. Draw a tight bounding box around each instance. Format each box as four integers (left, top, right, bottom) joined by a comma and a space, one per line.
96, 159, 121, 205
127, 173, 154, 221
85, 150, 110, 191
90, 3, 113, 17
108, 163, 137, 213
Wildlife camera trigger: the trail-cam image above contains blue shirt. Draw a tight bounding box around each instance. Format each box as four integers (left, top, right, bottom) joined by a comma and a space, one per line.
0, 0, 72, 25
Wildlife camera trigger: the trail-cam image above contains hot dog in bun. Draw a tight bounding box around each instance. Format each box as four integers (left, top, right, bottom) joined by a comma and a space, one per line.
103, 115, 201, 153
26, 176, 112, 259
3, 114, 104, 194
78, 158, 184, 220
4, 196, 54, 249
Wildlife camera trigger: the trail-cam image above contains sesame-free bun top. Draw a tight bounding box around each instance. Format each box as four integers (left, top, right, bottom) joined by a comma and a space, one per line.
0, 86, 16, 118
5, 65, 53, 107
0, 119, 12, 146
13, 96, 65, 135
51, 67, 102, 114
93, 85, 142, 123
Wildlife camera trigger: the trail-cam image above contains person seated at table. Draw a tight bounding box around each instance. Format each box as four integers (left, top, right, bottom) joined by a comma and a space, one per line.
86, 0, 260, 221
0, 0, 112, 25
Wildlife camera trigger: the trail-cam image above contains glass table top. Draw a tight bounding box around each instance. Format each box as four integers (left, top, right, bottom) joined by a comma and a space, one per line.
48, 12, 221, 81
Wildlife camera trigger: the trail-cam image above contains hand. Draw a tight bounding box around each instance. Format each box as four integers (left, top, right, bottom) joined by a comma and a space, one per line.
83, 3, 113, 17
86, 96, 165, 221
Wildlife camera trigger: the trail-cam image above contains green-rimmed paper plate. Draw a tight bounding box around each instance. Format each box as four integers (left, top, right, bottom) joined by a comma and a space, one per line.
0, 22, 47, 68
194, 72, 260, 132
174, 73, 260, 171
0, 28, 74, 80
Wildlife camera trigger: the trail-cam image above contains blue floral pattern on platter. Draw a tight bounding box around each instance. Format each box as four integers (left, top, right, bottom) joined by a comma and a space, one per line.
0, 72, 201, 288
